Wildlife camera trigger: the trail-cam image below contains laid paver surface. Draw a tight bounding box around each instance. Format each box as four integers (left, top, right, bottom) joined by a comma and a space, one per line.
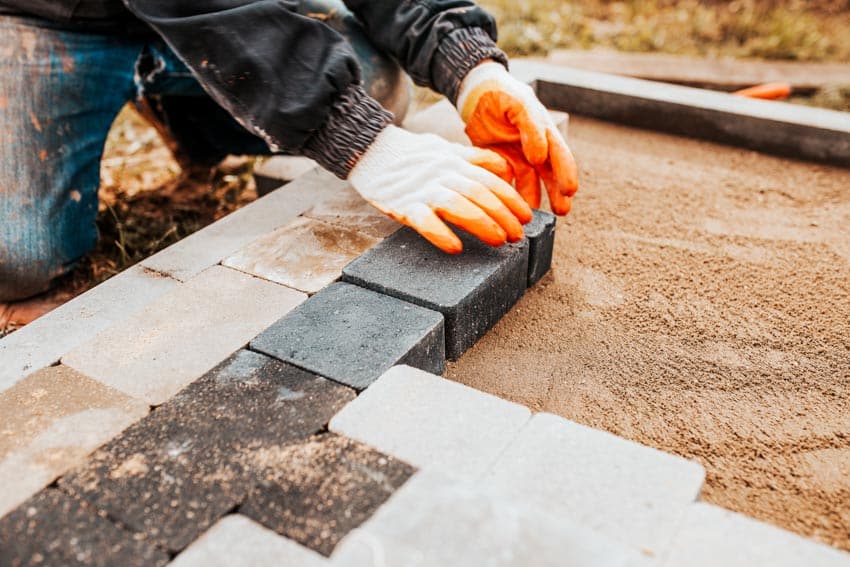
330, 365, 530, 479
333, 470, 637, 567
0, 365, 148, 517
62, 265, 306, 405
0, 265, 177, 393
343, 227, 529, 360
240, 433, 416, 557
142, 168, 347, 281
483, 413, 705, 558
223, 216, 380, 294
59, 350, 354, 552
304, 185, 401, 239
0, 489, 169, 567
665, 503, 850, 567
171, 515, 328, 567
251, 282, 445, 390
4, 97, 848, 565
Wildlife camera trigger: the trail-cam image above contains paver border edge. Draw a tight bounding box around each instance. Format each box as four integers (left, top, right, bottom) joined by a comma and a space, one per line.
511, 60, 850, 167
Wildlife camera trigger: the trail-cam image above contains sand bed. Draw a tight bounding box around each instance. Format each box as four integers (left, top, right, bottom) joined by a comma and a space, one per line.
447, 116, 850, 550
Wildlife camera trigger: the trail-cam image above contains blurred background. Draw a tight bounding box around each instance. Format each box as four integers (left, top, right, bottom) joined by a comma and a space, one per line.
69, 0, 850, 302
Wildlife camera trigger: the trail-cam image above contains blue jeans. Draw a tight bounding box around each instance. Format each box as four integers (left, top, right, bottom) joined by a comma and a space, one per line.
0, 2, 408, 302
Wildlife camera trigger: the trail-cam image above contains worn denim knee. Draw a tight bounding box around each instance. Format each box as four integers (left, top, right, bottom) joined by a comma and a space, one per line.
0, 16, 139, 301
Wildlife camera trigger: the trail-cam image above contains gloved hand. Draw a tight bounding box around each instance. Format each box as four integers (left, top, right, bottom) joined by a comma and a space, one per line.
349, 125, 533, 254
457, 61, 579, 215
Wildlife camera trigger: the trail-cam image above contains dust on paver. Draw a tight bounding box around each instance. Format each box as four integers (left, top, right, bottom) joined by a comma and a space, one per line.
0, 489, 169, 567
250, 281, 445, 390
342, 227, 529, 360
59, 350, 354, 552
0, 365, 149, 517
223, 216, 381, 295
239, 433, 415, 557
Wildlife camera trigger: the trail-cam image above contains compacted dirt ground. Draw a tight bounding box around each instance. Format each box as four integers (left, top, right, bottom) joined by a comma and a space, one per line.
447, 116, 850, 550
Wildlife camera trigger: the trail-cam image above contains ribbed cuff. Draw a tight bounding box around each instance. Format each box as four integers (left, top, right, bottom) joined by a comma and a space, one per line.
301, 83, 394, 179
432, 27, 509, 104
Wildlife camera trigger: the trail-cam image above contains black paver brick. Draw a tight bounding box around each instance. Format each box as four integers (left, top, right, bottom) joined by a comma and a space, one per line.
342, 227, 529, 360
525, 209, 557, 286
239, 433, 415, 556
59, 350, 354, 553
250, 282, 445, 390
0, 489, 168, 567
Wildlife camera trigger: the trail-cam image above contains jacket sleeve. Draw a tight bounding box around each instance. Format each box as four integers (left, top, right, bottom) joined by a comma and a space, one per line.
121, 0, 392, 178
342, 0, 509, 103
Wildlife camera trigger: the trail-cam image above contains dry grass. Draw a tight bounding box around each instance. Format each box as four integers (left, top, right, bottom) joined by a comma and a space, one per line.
480, 0, 850, 62
68, 106, 258, 291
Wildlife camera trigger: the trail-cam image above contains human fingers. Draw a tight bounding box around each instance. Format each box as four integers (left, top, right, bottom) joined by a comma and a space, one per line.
432, 189, 508, 247
444, 175, 525, 242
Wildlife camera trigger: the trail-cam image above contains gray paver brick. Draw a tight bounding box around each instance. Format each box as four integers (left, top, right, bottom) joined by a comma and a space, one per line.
332, 470, 638, 567
223, 216, 380, 294
0, 265, 177, 393
62, 265, 306, 405
329, 365, 530, 479
525, 209, 557, 286
0, 489, 169, 566
342, 227, 529, 360
240, 433, 415, 557
483, 413, 705, 558
142, 168, 347, 281
0, 365, 148, 517
665, 503, 850, 567
304, 185, 401, 239
60, 350, 354, 552
171, 515, 329, 567
250, 282, 445, 390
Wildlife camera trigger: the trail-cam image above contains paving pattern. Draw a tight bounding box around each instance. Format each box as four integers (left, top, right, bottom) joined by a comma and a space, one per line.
2, 100, 848, 566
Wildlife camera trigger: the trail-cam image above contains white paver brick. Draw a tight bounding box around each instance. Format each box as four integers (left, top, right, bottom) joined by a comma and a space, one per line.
142, 168, 347, 282
483, 413, 705, 558
304, 185, 400, 239
223, 216, 380, 294
329, 365, 530, 479
0, 265, 177, 393
62, 266, 306, 405
331, 470, 638, 567
665, 503, 850, 567
0, 365, 148, 517
170, 515, 329, 567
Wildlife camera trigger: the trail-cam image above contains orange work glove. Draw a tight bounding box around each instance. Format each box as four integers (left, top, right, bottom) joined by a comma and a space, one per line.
349, 125, 533, 254
456, 61, 579, 215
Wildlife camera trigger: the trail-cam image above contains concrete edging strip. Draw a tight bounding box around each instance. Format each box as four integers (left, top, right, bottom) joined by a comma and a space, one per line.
512, 60, 850, 167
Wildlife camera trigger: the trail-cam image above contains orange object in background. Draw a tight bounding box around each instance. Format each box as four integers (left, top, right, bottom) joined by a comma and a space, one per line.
733, 82, 793, 100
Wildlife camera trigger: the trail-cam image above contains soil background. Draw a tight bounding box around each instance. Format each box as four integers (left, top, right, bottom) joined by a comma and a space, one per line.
446, 116, 850, 550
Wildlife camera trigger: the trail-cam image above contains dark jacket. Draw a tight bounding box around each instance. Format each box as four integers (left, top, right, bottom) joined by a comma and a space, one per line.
0, 0, 507, 178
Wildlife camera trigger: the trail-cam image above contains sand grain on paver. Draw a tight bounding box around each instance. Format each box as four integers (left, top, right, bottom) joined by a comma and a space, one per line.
447, 116, 850, 551
240, 434, 415, 556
